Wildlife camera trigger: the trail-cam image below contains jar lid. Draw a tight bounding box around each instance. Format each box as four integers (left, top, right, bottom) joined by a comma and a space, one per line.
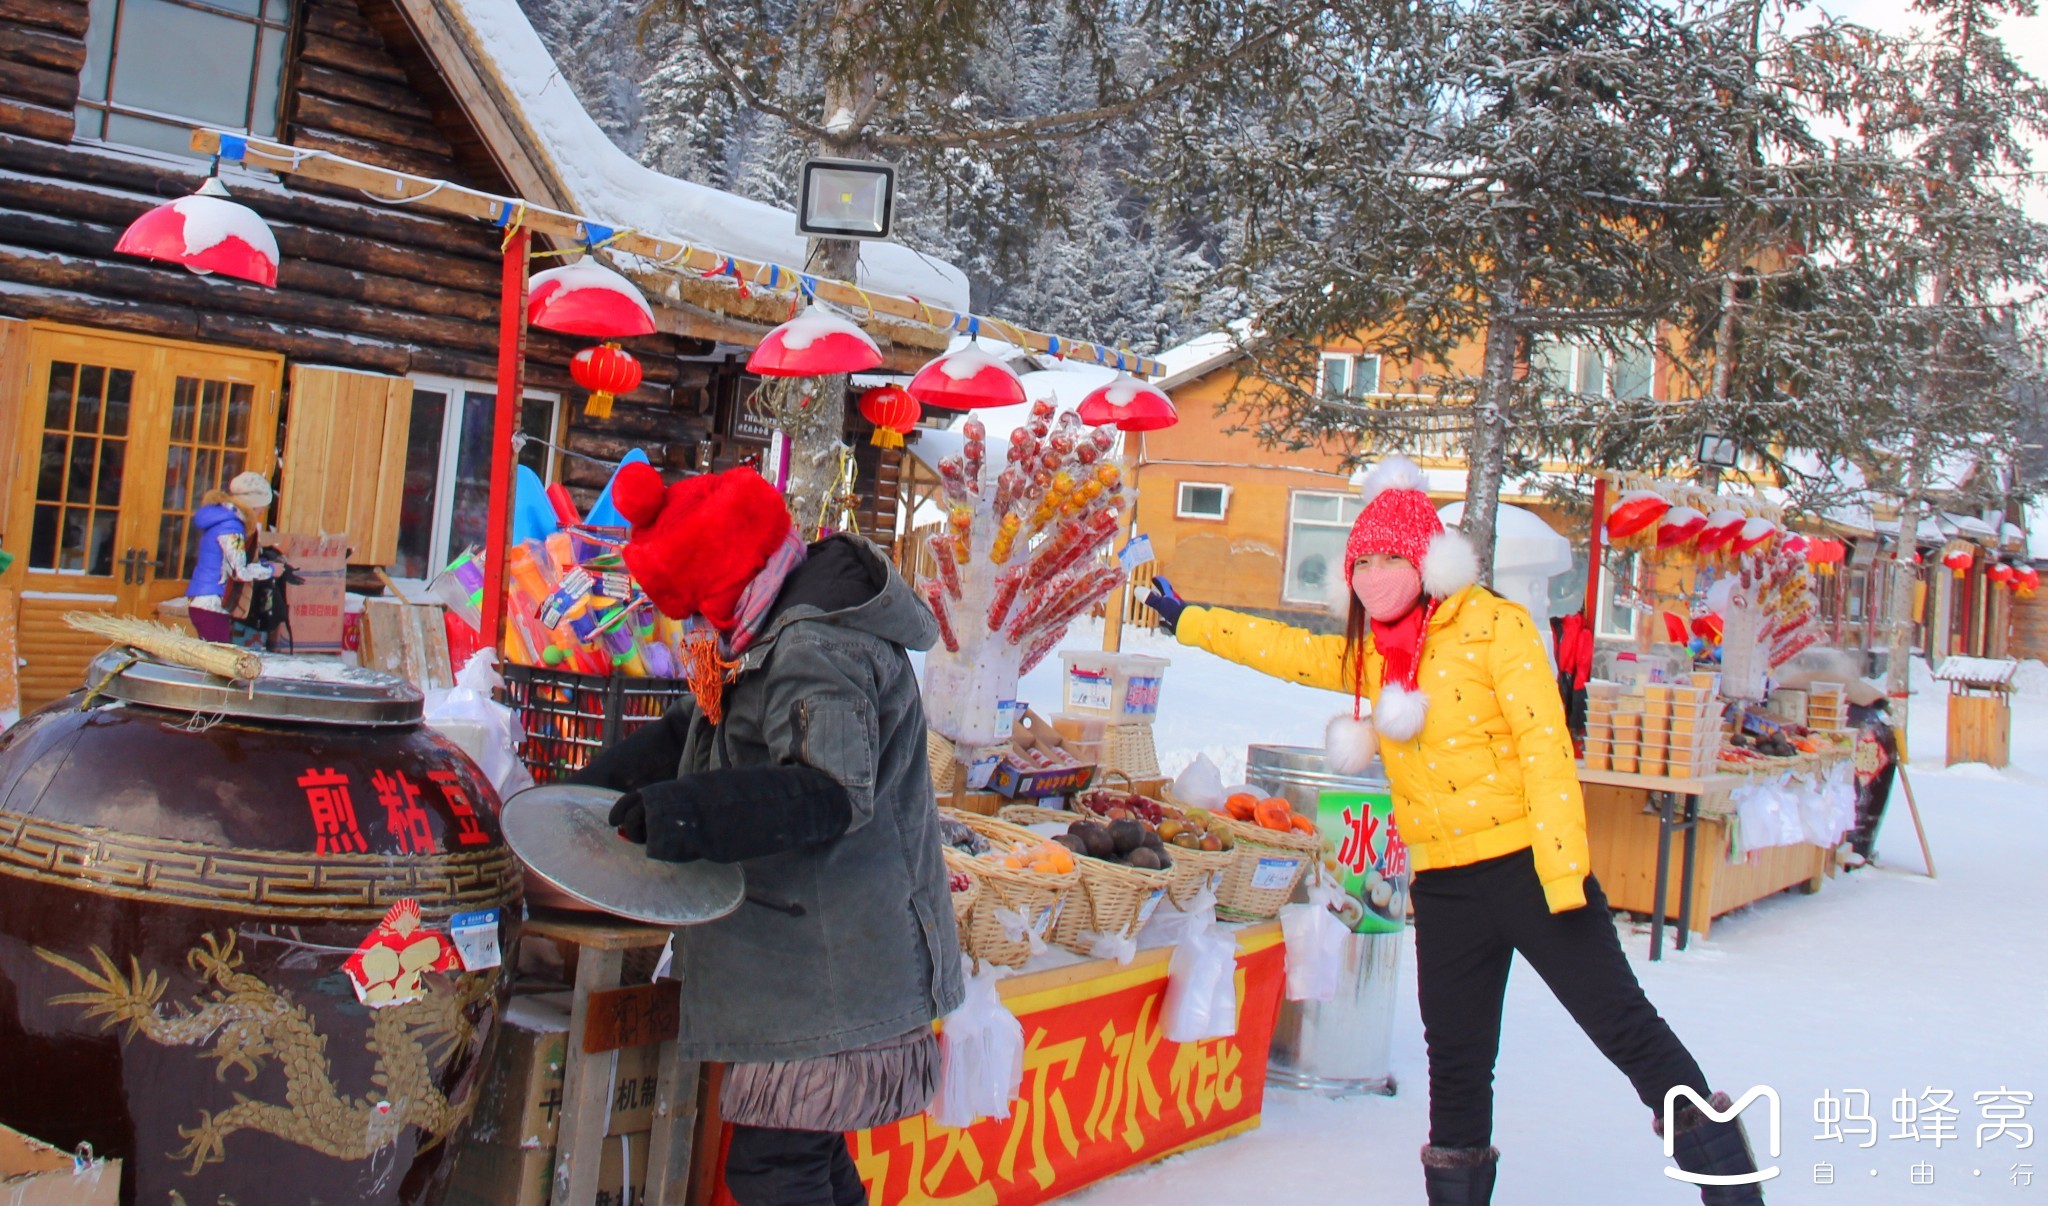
86, 649, 423, 727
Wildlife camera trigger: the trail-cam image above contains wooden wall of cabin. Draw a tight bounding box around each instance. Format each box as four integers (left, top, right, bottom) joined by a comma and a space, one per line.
0, 0, 719, 532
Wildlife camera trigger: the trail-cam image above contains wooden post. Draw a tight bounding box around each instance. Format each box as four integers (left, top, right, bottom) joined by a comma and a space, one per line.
480, 230, 530, 654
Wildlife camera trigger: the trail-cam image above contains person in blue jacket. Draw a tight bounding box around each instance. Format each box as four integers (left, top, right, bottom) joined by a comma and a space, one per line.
185, 472, 276, 643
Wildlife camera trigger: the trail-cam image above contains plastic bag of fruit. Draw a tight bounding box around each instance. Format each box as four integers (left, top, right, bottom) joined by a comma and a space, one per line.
1280, 878, 1350, 1002
931, 957, 1026, 1128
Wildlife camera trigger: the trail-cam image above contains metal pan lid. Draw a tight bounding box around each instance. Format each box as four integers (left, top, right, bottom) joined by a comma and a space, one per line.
501, 784, 746, 926
86, 648, 423, 727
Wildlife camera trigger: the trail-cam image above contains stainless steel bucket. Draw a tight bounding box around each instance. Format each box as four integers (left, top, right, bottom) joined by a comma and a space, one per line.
1247, 743, 1405, 1097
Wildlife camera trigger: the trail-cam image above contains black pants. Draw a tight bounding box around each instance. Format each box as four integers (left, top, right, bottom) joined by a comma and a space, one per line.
725, 1124, 867, 1206
1412, 849, 1711, 1149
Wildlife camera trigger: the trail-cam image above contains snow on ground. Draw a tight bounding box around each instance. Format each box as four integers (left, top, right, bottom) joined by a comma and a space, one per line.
991, 628, 2048, 1205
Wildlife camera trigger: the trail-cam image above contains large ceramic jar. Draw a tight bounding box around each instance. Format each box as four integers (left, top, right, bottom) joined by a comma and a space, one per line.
0, 651, 523, 1206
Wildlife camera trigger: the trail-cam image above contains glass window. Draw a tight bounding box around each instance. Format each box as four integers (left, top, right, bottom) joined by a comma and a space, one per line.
392, 378, 561, 581
1596, 550, 1640, 639
1534, 338, 1655, 400
1318, 353, 1381, 400
1176, 482, 1229, 520
1284, 490, 1365, 605
75, 0, 294, 158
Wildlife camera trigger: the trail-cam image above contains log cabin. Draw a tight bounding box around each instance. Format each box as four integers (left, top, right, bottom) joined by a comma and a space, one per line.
0, 0, 968, 711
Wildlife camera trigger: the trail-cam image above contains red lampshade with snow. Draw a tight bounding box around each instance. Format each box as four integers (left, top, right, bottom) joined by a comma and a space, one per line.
1078, 375, 1179, 431
1729, 517, 1778, 555
907, 346, 1026, 411
748, 306, 883, 377
1605, 490, 1671, 540
115, 178, 279, 286
528, 258, 656, 338
1656, 506, 1709, 549
1694, 509, 1747, 553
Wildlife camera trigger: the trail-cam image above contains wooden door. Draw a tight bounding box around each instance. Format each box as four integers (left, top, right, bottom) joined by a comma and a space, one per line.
4, 327, 279, 709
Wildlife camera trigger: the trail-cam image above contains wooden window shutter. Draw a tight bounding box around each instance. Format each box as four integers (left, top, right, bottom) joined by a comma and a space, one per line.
279, 366, 414, 566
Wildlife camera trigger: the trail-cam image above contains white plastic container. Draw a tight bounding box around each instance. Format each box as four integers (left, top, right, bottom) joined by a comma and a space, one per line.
1060, 651, 1170, 722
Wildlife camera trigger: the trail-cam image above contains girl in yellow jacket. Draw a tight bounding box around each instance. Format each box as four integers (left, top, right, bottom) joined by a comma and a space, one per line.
1146, 458, 1762, 1206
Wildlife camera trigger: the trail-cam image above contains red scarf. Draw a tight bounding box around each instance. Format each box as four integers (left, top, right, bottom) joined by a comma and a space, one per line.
1369, 601, 1433, 694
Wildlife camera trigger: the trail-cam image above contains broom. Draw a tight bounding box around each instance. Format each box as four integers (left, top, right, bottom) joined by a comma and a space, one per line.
63, 613, 262, 681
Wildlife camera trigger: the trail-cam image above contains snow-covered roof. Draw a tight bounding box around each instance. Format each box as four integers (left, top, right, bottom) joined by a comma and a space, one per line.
1153, 330, 1245, 391
436, 0, 969, 310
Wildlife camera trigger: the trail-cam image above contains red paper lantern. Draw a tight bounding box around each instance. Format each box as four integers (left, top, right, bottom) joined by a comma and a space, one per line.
1941, 548, 1974, 579
906, 346, 1027, 411
858, 384, 921, 448
748, 307, 883, 377
2018, 566, 2039, 598
1605, 490, 1671, 540
571, 343, 642, 419
1078, 375, 1179, 432
1694, 509, 1746, 553
1988, 562, 2017, 586
1656, 506, 1709, 549
115, 179, 279, 286
529, 259, 657, 338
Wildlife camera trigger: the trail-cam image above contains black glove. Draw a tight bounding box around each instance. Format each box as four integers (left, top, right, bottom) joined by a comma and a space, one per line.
1144, 575, 1188, 635
621, 765, 854, 864
608, 790, 649, 844
569, 708, 692, 793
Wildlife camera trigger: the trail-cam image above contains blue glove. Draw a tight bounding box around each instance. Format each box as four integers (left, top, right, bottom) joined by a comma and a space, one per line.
1144, 576, 1187, 635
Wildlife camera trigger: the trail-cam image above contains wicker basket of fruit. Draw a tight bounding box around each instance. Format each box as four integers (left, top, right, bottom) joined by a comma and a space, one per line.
940, 809, 1081, 969
942, 849, 984, 935
1208, 791, 1326, 921
1072, 787, 1235, 909
999, 803, 1174, 955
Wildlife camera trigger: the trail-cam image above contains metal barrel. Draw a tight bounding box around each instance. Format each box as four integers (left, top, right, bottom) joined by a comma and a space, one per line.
1247, 743, 1405, 1097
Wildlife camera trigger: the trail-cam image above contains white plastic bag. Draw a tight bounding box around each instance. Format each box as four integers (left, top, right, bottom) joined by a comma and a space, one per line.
931, 958, 1025, 1128
992, 904, 1055, 958
1171, 754, 1227, 809
1162, 913, 1239, 1043
423, 649, 535, 800
1279, 879, 1349, 1002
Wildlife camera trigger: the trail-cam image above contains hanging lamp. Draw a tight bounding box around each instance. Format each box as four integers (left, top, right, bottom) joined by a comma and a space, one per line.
115, 174, 279, 286
747, 306, 884, 377
528, 258, 657, 338
906, 346, 1026, 411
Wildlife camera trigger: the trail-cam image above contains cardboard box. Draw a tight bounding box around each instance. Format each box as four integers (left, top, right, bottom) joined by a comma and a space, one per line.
467, 997, 571, 1151
1, 1123, 121, 1206
596, 1130, 651, 1206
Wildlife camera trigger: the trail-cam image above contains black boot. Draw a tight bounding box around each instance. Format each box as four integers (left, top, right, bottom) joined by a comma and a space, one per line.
1421, 1145, 1499, 1206
1662, 1092, 1766, 1205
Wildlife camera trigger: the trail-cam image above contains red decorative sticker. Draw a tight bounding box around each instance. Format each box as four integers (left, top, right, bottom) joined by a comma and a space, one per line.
428, 768, 490, 847
372, 769, 440, 855
298, 767, 369, 855
343, 898, 461, 1007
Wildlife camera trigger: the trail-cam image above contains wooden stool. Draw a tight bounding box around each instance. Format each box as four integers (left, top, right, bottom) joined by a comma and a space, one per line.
524, 911, 701, 1206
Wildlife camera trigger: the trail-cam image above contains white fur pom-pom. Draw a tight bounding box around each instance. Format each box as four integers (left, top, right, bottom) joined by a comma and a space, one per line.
1322, 568, 1354, 620
1422, 529, 1481, 598
1325, 713, 1379, 775
1357, 455, 1426, 504
1373, 682, 1429, 741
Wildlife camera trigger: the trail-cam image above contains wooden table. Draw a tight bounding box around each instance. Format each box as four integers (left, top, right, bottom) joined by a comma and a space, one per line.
524, 910, 697, 1206
1575, 768, 1743, 960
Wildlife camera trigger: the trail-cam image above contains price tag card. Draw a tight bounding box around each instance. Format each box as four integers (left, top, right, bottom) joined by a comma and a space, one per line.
449, 909, 502, 972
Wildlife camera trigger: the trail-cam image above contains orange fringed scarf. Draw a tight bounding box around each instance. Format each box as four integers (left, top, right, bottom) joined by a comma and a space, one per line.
684, 630, 741, 725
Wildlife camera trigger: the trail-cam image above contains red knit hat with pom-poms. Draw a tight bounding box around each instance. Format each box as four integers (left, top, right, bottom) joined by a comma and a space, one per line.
614, 464, 794, 628
1345, 456, 1444, 571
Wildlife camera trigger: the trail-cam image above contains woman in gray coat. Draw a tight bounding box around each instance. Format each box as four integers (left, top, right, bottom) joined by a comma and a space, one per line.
571, 465, 962, 1206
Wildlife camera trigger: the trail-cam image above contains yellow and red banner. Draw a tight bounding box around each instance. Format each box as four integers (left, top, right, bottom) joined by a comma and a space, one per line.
710, 928, 1287, 1205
